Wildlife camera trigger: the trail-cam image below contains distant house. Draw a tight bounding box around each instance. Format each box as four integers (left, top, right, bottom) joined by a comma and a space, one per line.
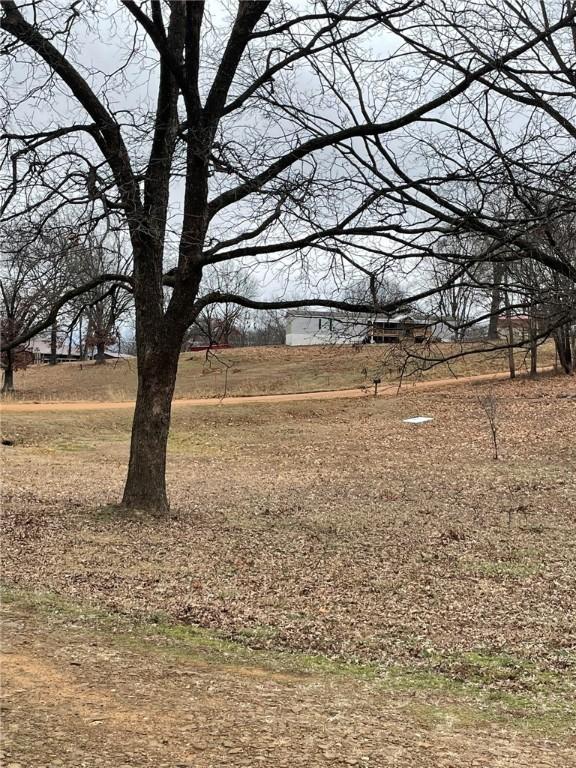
369, 315, 432, 344
285, 310, 452, 346
29, 338, 82, 363
496, 315, 531, 340
285, 311, 346, 346
29, 337, 133, 363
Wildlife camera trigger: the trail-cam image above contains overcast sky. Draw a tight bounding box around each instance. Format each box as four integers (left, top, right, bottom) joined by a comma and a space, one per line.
2, 1, 573, 314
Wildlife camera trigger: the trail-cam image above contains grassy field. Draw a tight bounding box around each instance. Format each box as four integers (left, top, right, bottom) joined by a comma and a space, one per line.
7, 340, 558, 401
1, 371, 575, 765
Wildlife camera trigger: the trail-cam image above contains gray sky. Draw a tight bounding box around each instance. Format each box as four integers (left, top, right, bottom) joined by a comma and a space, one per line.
2, 0, 573, 313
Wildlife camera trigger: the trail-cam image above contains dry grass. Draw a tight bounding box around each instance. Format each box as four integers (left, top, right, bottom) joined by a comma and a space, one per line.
6, 340, 558, 402
5, 597, 575, 768
2, 371, 576, 767
2, 372, 575, 719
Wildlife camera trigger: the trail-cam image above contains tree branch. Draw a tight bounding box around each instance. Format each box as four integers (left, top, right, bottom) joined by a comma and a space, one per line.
203, 1, 269, 125
1, 0, 141, 215
0, 274, 133, 352
207, 8, 576, 217
193, 267, 469, 316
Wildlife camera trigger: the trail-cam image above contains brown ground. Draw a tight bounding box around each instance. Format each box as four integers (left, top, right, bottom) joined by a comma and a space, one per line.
2, 600, 574, 768
7, 341, 557, 402
1, 371, 575, 765
0, 367, 551, 412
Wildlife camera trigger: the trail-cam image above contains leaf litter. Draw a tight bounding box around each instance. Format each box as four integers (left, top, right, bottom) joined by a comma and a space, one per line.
1, 373, 575, 764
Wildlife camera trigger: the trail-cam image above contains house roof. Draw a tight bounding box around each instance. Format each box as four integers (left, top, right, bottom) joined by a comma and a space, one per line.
496, 315, 530, 327
286, 309, 418, 322
285, 309, 352, 319
29, 339, 81, 356
28, 337, 134, 359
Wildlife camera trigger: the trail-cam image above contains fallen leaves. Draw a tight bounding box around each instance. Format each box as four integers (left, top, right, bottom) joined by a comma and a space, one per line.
1, 374, 575, 694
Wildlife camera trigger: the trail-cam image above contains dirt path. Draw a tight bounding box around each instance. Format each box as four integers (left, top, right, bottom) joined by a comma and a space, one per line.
0, 367, 551, 413
1, 602, 573, 768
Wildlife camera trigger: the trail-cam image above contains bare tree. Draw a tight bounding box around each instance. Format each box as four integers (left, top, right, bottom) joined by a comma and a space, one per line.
427, 246, 484, 341
478, 390, 499, 460
0, 237, 40, 392
37, 226, 80, 364
344, 273, 407, 308
247, 310, 286, 347
185, 265, 256, 348
2, 1, 576, 512
69, 235, 133, 363
1, 221, 77, 388
515, 230, 576, 375
487, 264, 505, 341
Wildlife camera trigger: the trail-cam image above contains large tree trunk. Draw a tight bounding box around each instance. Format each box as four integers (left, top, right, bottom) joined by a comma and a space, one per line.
49, 321, 58, 365
121, 334, 183, 513
2, 352, 14, 393
95, 340, 106, 364
67, 325, 74, 360
554, 325, 574, 374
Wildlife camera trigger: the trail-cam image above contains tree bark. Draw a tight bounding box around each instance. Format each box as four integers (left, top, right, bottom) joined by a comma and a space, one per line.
488, 263, 504, 340
120, 242, 201, 513
49, 321, 58, 365
121, 342, 181, 513
530, 333, 538, 376
529, 310, 538, 376
2, 351, 14, 393
78, 314, 84, 359
503, 287, 516, 379
554, 325, 574, 374
67, 325, 74, 360
95, 340, 106, 364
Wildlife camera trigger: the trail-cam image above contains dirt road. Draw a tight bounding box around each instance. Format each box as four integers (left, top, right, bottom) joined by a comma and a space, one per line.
2, 601, 573, 768
0, 367, 550, 413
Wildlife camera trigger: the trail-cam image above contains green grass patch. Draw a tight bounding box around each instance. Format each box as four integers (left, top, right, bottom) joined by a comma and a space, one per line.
2, 586, 574, 734
0, 586, 379, 681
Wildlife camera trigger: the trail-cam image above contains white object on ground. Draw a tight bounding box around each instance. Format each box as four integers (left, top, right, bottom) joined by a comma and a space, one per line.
403, 416, 433, 424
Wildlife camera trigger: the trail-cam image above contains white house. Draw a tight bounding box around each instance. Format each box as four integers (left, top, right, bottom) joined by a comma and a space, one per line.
285, 311, 365, 345
285, 310, 454, 346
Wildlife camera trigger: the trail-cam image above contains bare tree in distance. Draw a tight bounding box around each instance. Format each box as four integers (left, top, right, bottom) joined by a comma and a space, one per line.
0, 237, 40, 392
69, 235, 133, 363
508, 201, 576, 375
37, 226, 84, 365
0, 220, 82, 389
184, 264, 256, 348
427, 236, 490, 341
247, 310, 286, 347
2, 1, 576, 511
344, 273, 407, 309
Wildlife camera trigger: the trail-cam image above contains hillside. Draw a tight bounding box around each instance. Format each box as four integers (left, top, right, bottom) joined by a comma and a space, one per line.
8, 341, 557, 402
